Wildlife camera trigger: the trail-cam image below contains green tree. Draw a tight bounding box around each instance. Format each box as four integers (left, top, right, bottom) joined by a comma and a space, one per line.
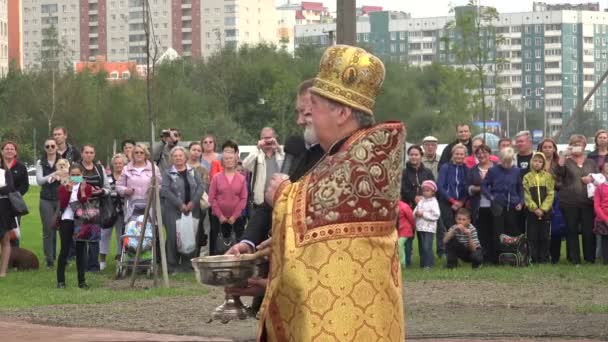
443, 1, 507, 134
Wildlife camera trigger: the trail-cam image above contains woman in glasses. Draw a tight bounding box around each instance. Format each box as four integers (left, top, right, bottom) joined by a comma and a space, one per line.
200, 135, 222, 174
116, 144, 161, 228
36, 138, 63, 268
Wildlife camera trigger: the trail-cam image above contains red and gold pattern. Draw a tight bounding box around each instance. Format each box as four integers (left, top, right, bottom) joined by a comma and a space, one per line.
257, 122, 406, 342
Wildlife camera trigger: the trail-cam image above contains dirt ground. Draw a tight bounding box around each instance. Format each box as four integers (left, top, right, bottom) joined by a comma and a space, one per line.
1, 278, 607, 341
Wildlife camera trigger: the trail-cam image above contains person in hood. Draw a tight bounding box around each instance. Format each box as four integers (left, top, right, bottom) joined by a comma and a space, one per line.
523, 152, 555, 264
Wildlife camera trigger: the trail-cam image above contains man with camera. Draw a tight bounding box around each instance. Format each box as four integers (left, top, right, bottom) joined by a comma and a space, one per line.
153, 128, 181, 173
241, 127, 285, 217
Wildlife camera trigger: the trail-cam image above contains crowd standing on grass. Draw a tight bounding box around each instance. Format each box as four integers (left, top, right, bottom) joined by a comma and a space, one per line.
2, 119, 608, 286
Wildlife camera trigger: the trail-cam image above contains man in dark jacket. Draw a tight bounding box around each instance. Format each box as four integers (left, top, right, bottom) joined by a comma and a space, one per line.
439, 124, 473, 168
53, 126, 81, 163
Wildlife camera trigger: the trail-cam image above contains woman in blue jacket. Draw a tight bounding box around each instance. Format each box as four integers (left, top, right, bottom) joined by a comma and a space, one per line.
437, 143, 469, 257
482, 147, 524, 261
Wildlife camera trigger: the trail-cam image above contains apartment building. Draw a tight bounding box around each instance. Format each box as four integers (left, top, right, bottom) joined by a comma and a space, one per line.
22, 0, 278, 68
200, 0, 278, 58
7, 0, 23, 70
0, 0, 7, 76
295, 7, 608, 137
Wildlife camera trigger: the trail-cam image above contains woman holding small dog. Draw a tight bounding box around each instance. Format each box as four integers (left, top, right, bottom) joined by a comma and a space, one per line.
36, 138, 64, 269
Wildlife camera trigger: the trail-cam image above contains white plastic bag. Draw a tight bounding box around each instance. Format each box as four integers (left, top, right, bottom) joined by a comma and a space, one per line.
588, 173, 606, 199
176, 213, 199, 254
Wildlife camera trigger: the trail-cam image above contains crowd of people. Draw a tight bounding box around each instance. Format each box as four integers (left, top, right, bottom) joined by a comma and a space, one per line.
1, 123, 607, 289
3, 42, 608, 341
399, 125, 608, 269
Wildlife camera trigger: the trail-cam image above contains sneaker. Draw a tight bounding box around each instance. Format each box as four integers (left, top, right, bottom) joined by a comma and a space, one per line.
100, 261, 107, 271
57, 282, 66, 289
78, 282, 90, 290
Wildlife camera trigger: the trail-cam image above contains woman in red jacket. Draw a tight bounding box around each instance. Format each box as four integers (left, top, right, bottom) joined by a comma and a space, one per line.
57, 164, 93, 289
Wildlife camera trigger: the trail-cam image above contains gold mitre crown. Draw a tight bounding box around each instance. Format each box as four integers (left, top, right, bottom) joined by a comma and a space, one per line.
310, 45, 385, 115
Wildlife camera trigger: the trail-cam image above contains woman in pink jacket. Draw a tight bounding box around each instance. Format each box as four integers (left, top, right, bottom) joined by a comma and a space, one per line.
116, 144, 161, 221
593, 163, 608, 265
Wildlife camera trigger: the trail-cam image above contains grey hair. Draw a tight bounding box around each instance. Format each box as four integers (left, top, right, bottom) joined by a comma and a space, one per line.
353, 110, 375, 128
111, 153, 128, 165
170, 145, 189, 159
515, 130, 531, 141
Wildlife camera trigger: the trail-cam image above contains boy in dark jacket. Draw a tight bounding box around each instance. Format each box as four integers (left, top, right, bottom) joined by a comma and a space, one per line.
523, 152, 555, 263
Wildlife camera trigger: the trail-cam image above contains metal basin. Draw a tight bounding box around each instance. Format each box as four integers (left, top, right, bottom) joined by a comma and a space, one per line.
191, 255, 258, 288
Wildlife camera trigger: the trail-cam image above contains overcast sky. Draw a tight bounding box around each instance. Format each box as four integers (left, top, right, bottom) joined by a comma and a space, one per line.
309, 0, 606, 17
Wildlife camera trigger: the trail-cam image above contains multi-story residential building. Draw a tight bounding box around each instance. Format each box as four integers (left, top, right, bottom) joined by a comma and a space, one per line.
294, 7, 608, 137
22, 0, 278, 67
277, 1, 333, 53
7, 0, 23, 70
0, 0, 8, 76
533, 2, 600, 12
200, 0, 278, 59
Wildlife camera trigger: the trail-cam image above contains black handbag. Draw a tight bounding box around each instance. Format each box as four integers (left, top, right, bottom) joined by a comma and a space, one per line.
99, 195, 118, 228
214, 224, 237, 255
8, 191, 29, 216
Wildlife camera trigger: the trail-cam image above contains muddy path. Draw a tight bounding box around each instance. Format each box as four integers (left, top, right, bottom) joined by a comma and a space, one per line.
1, 278, 607, 341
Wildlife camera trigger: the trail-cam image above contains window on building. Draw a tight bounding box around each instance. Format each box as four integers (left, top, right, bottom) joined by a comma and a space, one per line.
535, 37, 542, 45
525, 63, 531, 71
525, 75, 531, 84
525, 25, 530, 33
536, 75, 542, 83
535, 49, 541, 58
525, 38, 531, 46
390, 44, 396, 53
400, 32, 406, 40
535, 62, 541, 71
524, 50, 531, 59
390, 32, 396, 40
511, 26, 521, 33
526, 88, 532, 95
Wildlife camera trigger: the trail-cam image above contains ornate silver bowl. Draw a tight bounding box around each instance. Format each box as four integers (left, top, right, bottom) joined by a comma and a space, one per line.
191, 255, 260, 323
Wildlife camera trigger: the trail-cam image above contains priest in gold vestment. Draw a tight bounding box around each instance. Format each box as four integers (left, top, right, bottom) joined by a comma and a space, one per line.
257, 45, 406, 341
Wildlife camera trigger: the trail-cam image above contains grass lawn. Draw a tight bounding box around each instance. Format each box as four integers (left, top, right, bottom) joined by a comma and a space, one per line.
1, 187, 203, 309
2, 187, 607, 312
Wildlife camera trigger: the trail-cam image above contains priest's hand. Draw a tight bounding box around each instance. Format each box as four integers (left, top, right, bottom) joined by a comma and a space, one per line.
225, 242, 254, 256
225, 277, 268, 297
265, 173, 290, 207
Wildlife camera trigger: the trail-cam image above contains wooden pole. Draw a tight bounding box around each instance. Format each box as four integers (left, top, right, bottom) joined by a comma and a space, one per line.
336, 0, 356, 45
129, 189, 154, 287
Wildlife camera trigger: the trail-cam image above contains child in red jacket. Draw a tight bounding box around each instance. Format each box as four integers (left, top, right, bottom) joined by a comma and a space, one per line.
398, 200, 415, 268
57, 164, 93, 289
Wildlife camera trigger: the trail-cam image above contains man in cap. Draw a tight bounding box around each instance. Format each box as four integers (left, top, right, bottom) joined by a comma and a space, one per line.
422, 135, 441, 179
257, 45, 405, 341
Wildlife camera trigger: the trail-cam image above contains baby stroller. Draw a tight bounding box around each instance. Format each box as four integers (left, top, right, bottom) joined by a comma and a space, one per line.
498, 234, 531, 267
115, 213, 154, 279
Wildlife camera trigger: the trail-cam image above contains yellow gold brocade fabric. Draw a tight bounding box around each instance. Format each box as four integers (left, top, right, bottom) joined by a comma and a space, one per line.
257, 122, 406, 342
